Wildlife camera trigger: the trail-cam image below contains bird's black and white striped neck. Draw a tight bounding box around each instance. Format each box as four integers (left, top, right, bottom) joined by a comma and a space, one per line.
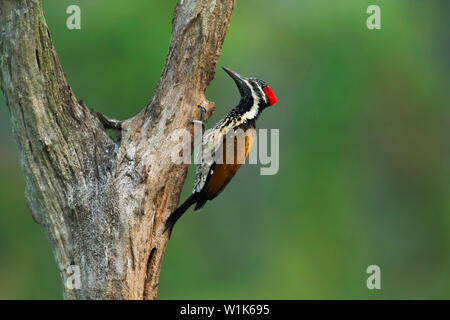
219, 67, 278, 129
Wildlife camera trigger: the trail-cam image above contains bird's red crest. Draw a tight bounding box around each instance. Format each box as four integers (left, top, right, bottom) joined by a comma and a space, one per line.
264, 86, 277, 106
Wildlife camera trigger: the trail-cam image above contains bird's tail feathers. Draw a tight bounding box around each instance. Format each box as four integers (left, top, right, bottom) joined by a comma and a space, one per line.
164, 193, 197, 238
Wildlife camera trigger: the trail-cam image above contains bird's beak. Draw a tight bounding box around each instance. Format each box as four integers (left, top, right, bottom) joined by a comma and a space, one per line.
222, 67, 248, 97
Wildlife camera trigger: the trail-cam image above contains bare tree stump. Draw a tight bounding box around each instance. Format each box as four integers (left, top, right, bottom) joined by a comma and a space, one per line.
0, 0, 234, 299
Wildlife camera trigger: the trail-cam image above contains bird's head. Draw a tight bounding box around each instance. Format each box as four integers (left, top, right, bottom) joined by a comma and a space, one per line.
222, 67, 277, 120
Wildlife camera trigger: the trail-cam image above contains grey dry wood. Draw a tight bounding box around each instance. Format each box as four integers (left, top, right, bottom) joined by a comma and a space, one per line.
0, 0, 234, 299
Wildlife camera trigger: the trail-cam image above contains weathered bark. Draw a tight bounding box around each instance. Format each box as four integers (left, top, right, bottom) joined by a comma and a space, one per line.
0, 0, 234, 299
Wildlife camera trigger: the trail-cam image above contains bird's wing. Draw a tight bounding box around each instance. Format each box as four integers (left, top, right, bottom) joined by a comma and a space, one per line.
193, 127, 225, 193
203, 128, 255, 201
193, 126, 255, 200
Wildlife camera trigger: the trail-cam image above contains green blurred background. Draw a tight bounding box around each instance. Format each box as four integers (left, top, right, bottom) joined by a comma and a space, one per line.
0, 0, 449, 299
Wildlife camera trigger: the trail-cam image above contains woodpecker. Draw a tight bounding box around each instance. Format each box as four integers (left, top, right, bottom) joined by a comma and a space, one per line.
164, 67, 277, 236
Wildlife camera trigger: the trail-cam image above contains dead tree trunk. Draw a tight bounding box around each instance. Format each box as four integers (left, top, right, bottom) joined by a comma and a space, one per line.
0, 0, 234, 299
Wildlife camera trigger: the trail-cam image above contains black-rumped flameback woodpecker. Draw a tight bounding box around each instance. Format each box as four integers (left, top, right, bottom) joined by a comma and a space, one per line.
164, 67, 278, 236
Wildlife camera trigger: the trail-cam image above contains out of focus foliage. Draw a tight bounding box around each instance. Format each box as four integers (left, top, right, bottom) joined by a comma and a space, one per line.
0, 0, 448, 299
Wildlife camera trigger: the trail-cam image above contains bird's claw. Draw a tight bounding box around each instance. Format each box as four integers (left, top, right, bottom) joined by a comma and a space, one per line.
197, 105, 207, 114
195, 105, 207, 132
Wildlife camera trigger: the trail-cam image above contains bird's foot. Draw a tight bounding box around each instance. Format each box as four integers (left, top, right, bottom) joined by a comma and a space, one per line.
190, 105, 207, 132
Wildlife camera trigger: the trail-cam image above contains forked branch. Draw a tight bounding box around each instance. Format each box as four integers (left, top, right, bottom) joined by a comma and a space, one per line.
0, 0, 234, 299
